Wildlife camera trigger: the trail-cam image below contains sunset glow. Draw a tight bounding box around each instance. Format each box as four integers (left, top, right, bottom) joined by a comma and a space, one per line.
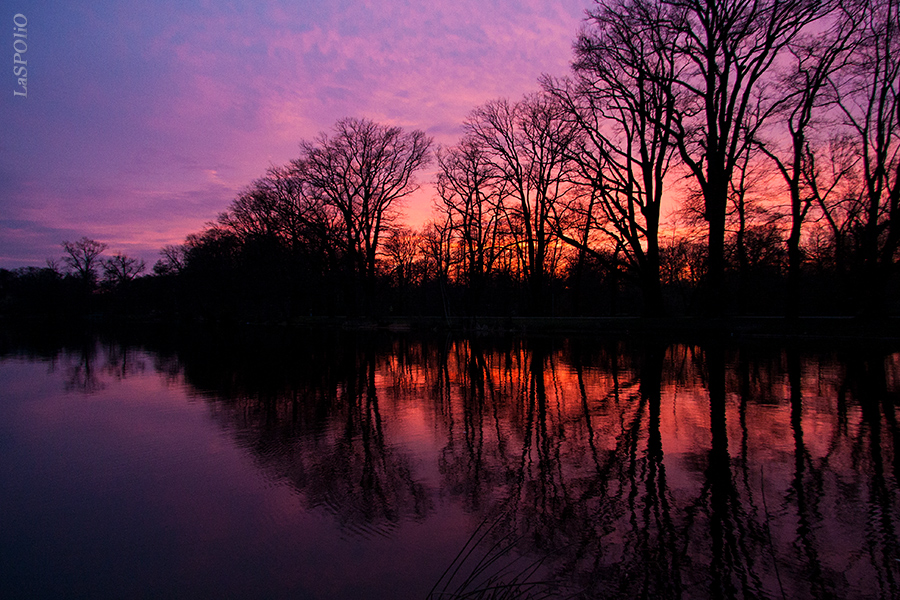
0, 0, 591, 268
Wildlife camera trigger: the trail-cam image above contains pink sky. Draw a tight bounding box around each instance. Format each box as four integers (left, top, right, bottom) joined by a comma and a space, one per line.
0, 0, 592, 268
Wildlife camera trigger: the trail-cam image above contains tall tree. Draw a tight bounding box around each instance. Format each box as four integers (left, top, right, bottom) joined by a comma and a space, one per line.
803, 134, 862, 276
382, 226, 423, 312
832, 0, 900, 314
294, 118, 431, 310
62, 237, 108, 287
550, 0, 679, 316
435, 138, 505, 314
654, 0, 826, 312
218, 164, 341, 276
464, 93, 579, 314
756, 8, 856, 317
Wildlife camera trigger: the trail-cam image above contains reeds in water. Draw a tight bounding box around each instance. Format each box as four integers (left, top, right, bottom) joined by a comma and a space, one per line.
426, 509, 579, 600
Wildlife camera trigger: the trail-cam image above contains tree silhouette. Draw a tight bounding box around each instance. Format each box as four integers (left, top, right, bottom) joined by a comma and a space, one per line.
294, 118, 432, 311
547, 0, 680, 316
435, 139, 505, 316
62, 237, 108, 287
103, 252, 146, 286
129, 0, 899, 322
756, 10, 857, 317
464, 93, 580, 315
832, 0, 900, 315
660, 0, 826, 312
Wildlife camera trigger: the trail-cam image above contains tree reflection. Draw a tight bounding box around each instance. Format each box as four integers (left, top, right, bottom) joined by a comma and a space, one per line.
125, 330, 900, 598
846, 351, 900, 598
63, 340, 104, 394
167, 334, 435, 537
787, 346, 830, 598
701, 343, 747, 598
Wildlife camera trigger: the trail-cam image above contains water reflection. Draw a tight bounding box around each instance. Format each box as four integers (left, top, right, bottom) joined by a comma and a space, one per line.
2, 329, 898, 599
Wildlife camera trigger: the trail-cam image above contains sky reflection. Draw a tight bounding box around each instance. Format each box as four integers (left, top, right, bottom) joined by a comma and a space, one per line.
1, 332, 898, 598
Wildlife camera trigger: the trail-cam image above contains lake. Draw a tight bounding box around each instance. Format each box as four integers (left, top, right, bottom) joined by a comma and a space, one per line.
1, 327, 898, 599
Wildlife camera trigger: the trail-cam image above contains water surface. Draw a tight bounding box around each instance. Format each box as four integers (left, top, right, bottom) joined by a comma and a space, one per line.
1, 329, 898, 598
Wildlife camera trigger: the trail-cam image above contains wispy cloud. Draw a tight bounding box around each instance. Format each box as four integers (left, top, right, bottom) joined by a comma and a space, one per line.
0, 0, 590, 268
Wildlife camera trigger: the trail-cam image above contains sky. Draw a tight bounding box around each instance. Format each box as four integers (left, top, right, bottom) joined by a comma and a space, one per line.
0, 0, 593, 269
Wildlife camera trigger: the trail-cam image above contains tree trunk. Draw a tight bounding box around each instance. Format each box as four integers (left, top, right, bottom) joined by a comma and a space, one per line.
705, 178, 729, 317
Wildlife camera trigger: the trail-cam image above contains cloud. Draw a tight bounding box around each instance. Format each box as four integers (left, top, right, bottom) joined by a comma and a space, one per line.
0, 220, 82, 268
0, 0, 592, 268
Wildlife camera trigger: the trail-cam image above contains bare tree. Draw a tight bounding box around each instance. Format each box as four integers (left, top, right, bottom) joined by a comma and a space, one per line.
103, 252, 146, 286
435, 138, 506, 313
804, 134, 863, 272
830, 0, 900, 314
219, 183, 283, 242
463, 93, 580, 314
421, 217, 455, 321
214, 164, 344, 284
45, 258, 62, 275
249, 164, 339, 254
62, 237, 108, 286
755, 8, 857, 316
382, 226, 424, 312
548, 0, 680, 316
153, 244, 188, 275
294, 118, 432, 299
655, 0, 828, 312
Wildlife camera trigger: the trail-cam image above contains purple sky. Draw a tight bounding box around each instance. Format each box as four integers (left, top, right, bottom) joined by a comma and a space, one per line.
1, 0, 591, 269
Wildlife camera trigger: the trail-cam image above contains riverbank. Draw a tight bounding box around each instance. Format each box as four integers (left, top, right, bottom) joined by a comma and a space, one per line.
282, 314, 900, 341
5, 313, 900, 343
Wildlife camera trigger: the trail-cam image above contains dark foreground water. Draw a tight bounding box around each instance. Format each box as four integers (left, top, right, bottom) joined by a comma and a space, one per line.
1, 328, 899, 599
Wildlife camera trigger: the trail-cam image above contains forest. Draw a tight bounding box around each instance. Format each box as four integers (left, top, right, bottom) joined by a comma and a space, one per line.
2, 0, 898, 322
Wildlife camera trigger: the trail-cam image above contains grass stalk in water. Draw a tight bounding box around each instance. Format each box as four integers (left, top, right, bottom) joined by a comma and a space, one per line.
426, 509, 576, 600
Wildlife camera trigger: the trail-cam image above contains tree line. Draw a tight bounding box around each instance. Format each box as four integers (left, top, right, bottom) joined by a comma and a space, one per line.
2, 0, 897, 321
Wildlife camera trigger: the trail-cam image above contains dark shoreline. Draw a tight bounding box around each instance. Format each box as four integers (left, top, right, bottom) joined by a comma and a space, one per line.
278, 314, 900, 340
6, 313, 899, 342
